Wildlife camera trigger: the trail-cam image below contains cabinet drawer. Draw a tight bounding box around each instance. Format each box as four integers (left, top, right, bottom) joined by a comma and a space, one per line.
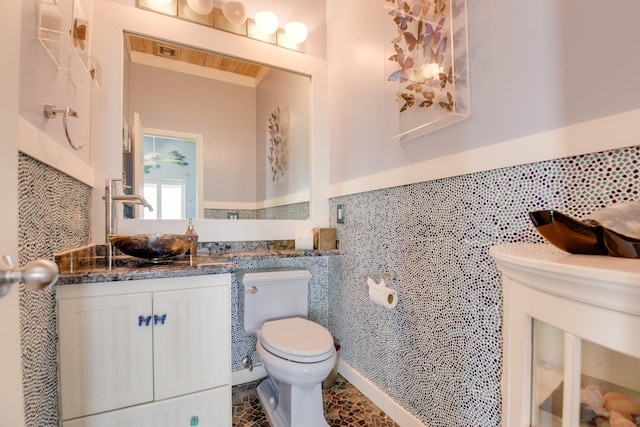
62, 386, 231, 427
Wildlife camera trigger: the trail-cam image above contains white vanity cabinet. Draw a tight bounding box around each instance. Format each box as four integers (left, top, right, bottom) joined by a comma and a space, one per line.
57, 274, 231, 427
491, 244, 640, 427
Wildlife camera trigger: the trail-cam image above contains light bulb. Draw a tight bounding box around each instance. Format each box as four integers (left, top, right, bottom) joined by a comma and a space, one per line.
221, 1, 247, 25
186, 0, 213, 15
284, 22, 308, 44
254, 11, 278, 35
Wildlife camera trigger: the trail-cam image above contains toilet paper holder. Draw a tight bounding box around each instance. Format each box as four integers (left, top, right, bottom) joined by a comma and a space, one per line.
366, 270, 398, 284
366, 273, 399, 309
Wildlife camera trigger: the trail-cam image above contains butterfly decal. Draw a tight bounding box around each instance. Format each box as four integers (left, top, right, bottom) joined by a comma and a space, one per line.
138, 315, 152, 327
397, 92, 415, 112
419, 91, 435, 108
439, 92, 454, 112
388, 45, 414, 83
388, 1, 413, 30
403, 20, 424, 52
412, 0, 430, 18
72, 19, 87, 50
438, 67, 453, 88
429, 36, 447, 65
423, 18, 444, 47
154, 314, 167, 325
406, 82, 424, 93
434, 0, 447, 15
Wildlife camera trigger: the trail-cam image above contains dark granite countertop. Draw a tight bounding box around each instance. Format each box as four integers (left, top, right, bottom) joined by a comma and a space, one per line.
55, 254, 237, 285
55, 244, 339, 285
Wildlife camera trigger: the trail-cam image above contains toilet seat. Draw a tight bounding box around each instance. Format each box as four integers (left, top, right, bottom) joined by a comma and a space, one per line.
260, 317, 334, 363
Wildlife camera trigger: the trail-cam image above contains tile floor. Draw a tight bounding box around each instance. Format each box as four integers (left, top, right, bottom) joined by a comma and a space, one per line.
232, 374, 400, 426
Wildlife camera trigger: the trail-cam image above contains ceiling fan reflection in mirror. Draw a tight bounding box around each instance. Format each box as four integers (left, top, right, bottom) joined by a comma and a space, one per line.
143, 135, 190, 172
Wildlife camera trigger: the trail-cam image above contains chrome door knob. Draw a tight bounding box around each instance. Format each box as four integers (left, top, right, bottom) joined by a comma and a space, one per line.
0, 256, 59, 297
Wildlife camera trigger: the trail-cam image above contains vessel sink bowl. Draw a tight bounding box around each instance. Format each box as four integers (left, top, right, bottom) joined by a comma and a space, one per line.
108, 234, 196, 260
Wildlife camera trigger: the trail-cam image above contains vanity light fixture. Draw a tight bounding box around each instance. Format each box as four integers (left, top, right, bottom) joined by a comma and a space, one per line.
136, 0, 308, 52
284, 22, 308, 43
221, 1, 247, 25
254, 11, 278, 35
186, 0, 213, 16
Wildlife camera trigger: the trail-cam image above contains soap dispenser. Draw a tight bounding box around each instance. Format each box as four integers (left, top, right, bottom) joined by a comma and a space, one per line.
185, 218, 198, 256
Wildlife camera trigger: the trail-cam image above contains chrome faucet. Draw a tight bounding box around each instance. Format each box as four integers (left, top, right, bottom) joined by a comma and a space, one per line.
104, 178, 153, 261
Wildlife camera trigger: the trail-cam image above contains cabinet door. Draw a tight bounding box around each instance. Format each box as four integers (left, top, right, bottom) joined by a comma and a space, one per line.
152, 286, 230, 400
58, 293, 154, 420
61, 386, 231, 427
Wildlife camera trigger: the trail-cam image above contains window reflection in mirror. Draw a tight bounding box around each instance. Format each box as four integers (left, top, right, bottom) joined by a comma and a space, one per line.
142, 132, 199, 219
122, 32, 311, 220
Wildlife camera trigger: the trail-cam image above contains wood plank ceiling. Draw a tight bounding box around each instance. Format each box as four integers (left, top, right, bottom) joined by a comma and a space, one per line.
126, 33, 263, 78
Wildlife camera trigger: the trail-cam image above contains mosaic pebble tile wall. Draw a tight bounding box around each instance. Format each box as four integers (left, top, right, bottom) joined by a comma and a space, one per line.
256, 201, 309, 220
230, 255, 330, 370
204, 201, 309, 220
204, 208, 258, 219
328, 146, 640, 427
17, 153, 92, 427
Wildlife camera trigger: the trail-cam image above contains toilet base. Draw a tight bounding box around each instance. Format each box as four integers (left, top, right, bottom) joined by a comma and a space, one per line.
257, 377, 329, 427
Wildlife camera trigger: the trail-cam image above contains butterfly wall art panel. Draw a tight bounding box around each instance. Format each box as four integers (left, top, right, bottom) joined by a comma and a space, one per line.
384, 0, 469, 143
267, 105, 290, 185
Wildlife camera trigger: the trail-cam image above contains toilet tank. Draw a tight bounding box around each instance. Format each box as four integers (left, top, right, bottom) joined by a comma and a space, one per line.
239, 269, 312, 335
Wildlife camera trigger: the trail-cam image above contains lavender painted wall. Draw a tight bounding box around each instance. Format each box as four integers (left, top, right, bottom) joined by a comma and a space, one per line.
19, 0, 93, 164
255, 68, 311, 202
128, 62, 257, 204
326, 0, 640, 185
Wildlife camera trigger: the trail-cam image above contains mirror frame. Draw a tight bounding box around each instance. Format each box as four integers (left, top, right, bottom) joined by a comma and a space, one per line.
91, 0, 329, 242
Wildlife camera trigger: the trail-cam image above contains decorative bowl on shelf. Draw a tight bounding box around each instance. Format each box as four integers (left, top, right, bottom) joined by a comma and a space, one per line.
108, 234, 196, 260
599, 226, 640, 258
528, 210, 605, 255
529, 210, 640, 258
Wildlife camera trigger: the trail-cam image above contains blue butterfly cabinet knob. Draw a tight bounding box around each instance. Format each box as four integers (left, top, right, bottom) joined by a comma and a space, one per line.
138, 315, 152, 327
138, 314, 167, 326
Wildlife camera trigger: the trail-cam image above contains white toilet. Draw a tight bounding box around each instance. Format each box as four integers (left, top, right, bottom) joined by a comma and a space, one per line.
240, 269, 336, 427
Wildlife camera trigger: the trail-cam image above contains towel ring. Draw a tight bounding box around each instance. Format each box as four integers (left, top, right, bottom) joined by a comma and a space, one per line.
44, 104, 85, 151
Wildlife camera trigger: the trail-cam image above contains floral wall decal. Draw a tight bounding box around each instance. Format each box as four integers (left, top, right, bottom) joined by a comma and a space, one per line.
267, 105, 289, 184
384, 0, 470, 143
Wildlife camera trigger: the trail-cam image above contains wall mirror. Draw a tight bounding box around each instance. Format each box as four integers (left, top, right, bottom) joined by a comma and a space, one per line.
122, 32, 311, 220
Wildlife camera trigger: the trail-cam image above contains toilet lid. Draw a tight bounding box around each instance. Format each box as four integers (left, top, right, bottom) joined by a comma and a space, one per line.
259, 317, 335, 363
